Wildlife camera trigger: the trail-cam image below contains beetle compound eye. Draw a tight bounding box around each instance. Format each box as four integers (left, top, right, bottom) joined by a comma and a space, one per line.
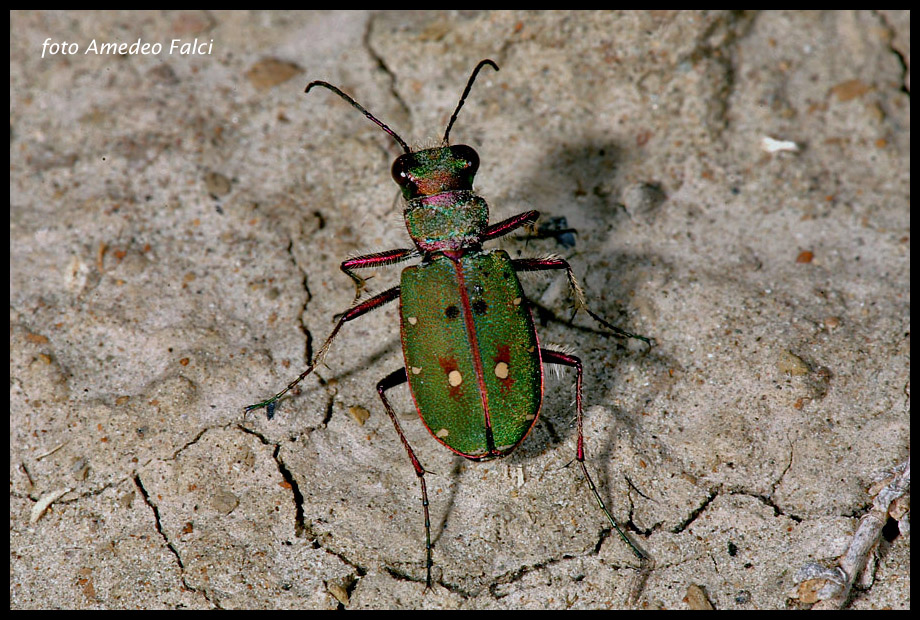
391, 155, 414, 185
452, 144, 480, 174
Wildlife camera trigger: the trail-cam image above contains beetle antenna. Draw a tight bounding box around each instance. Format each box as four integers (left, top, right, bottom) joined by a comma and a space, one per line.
306, 81, 411, 154
443, 59, 500, 145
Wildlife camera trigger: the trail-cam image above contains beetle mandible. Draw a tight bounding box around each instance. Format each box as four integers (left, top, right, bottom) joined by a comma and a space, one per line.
246, 59, 652, 587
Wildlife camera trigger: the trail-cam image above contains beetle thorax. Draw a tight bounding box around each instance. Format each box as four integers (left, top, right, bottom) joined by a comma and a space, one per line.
394, 145, 488, 252
404, 191, 489, 252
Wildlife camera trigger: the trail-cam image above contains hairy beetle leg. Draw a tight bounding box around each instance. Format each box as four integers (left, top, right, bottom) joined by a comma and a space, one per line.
513, 256, 652, 350
377, 367, 434, 588
245, 286, 401, 419
541, 348, 650, 565
341, 248, 418, 302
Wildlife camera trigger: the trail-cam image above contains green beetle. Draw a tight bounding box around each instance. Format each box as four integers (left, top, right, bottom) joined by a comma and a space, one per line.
246, 60, 651, 587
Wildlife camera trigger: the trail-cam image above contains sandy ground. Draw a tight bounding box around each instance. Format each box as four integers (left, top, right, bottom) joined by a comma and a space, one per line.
10, 10, 909, 609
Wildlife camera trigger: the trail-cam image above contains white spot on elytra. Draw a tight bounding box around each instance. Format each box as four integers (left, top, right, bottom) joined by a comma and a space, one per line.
494, 361, 509, 379
436, 428, 449, 438
448, 370, 463, 387
411, 366, 422, 375
408, 316, 418, 325
512, 297, 522, 306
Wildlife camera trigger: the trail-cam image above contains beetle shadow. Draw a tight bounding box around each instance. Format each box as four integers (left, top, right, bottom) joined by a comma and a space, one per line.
494, 137, 675, 513
427, 455, 465, 556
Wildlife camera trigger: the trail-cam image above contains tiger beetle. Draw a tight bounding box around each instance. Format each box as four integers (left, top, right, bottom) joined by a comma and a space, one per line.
246, 59, 652, 587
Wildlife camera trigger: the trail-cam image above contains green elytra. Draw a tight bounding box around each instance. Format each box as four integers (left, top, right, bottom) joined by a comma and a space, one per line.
401, 250, 542, 456
246, 60, 652, 589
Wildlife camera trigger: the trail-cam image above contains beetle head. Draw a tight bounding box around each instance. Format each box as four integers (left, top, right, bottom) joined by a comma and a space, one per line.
391, 144, 480, 200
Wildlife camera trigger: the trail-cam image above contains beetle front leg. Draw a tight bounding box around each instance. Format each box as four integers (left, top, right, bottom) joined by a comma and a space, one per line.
513, 257, 651, 347
376, 367, 434, 588
480, 210, 540, 243
245, 286, 401, 419
541, 348, 650, 567
341, 248, 419, 301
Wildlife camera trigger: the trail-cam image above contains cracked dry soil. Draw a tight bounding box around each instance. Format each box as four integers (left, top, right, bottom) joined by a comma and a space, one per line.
11, 10, 909, 609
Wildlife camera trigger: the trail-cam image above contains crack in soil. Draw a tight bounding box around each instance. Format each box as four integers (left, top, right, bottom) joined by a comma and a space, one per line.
133, 473, 216, 607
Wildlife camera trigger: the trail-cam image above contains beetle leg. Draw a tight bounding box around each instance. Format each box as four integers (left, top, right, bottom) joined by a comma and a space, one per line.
512, 257, 652, 347
245, 286, 401, 418
341, 248, 419, 301
377, 367, 434, 588
479, 209, 540, 242
541, 348, 650, 567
